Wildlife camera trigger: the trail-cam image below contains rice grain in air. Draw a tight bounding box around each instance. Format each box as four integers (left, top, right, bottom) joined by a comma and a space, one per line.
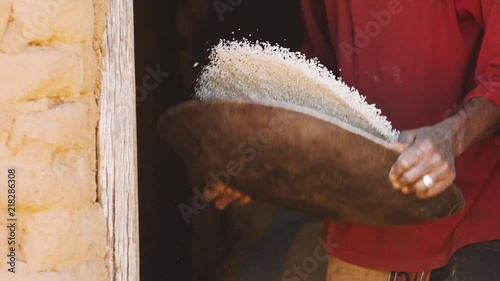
195, 39, 399, 141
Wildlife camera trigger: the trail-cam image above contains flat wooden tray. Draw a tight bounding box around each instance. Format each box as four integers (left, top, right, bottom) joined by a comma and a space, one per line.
158, 100, 465, 225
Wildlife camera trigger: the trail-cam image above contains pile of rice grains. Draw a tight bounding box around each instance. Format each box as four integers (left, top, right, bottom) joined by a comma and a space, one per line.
194, 39, 399, 141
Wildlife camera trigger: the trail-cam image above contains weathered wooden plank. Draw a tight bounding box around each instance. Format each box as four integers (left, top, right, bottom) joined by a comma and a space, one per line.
97, 0, 139, 280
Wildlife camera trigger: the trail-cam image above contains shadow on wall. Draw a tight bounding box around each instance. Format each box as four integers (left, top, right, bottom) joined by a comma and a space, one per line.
134, 0, 303, 280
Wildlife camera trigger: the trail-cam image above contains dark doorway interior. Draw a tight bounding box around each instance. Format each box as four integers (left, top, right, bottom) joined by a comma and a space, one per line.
134, 1, 303, 280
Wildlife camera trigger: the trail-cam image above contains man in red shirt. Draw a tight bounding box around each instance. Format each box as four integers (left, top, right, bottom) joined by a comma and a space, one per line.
207, 0, 500, 279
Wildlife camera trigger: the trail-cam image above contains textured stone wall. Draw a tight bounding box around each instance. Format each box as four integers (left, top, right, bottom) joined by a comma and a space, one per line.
0, 0, 107, 280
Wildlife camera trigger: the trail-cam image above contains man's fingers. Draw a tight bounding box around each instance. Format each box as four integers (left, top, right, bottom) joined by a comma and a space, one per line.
224, 187, 234, 195
204, 183, 251, 209
412, 164, 454, 197
425, 180, 452, 197
237, 195, 252, 205
390, 149, 425, 187
215, 193, 240, 210
389, 131, 425, 188
415, 180, 450, 199
204, 183, 241, 198
389, 140, 432, 187
204, 183, 224, 201
398, 155, 440, 187
411, 171, 440, 197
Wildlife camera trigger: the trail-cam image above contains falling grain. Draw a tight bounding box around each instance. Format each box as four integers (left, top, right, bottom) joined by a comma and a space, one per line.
195, 40, 399, 141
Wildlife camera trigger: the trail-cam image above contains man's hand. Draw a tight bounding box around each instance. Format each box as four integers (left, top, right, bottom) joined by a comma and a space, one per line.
204, 183, 251, 210
388, 117, 463, 199
389, 98, 500, 199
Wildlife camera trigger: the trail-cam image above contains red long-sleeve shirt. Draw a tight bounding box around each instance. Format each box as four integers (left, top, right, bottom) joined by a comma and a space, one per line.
301, 0, 500, 271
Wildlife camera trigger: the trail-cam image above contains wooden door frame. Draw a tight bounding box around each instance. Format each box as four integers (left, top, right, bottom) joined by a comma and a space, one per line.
98, 0, 139, 280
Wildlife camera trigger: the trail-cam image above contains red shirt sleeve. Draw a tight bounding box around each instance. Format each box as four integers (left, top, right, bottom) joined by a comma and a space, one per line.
461, 0, 500, 106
